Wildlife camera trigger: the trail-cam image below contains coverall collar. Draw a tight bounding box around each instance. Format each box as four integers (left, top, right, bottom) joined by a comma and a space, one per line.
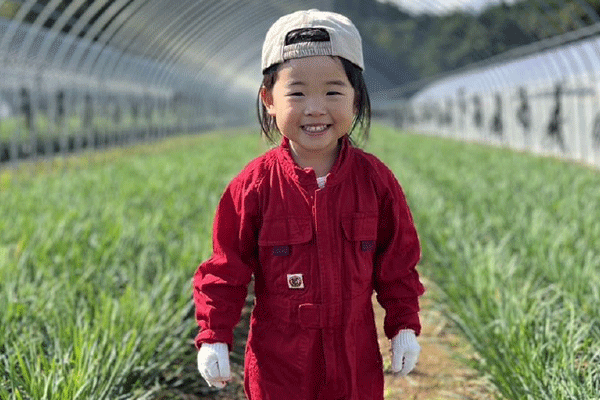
278, 135, 353, 188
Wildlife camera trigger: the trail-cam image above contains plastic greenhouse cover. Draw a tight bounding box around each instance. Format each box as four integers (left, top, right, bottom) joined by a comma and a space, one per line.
413, 35, 600, 101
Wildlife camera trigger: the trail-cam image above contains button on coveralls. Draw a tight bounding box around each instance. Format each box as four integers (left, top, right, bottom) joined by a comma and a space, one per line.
193, 136, 424, 400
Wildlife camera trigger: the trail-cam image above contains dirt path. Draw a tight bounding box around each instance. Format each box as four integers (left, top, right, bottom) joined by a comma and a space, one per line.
160, 278, 498, 399
376, 277, 498, 399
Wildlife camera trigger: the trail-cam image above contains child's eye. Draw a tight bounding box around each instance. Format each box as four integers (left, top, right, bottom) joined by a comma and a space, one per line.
287, 92, 304, 97
327, 91, 342, 96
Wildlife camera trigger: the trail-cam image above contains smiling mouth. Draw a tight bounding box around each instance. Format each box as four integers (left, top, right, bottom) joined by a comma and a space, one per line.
302, 124, 331, 134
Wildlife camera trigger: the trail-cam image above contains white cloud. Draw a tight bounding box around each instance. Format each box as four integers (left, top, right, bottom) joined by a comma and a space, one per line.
380, 0, 524, 15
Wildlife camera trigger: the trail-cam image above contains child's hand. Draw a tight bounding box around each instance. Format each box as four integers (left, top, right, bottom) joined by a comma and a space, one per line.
391, 329, 420, 376
197, 342, 231, 388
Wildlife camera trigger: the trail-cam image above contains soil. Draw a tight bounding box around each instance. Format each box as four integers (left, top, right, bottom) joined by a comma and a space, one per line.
156, 278, 498, 400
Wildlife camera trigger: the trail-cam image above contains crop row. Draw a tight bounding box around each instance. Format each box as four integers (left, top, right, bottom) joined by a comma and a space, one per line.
1, 130, 266, 399
373, 126, 600, 399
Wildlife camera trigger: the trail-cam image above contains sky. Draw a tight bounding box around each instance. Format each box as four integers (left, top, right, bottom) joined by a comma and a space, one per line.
380, 0, 525, 15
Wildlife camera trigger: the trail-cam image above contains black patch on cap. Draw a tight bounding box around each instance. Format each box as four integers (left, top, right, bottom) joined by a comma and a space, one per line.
285, 28, 330, 45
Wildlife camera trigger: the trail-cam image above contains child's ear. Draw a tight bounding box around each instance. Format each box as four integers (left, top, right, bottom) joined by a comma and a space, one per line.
260, 87, 276, 116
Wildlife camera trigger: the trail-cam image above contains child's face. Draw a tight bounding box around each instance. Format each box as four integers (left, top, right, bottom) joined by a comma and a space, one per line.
261, 56, 356, 163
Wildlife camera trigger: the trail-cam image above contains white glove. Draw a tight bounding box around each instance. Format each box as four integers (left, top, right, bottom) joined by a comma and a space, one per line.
391, 329, 420, 376
197, 342, 231, 388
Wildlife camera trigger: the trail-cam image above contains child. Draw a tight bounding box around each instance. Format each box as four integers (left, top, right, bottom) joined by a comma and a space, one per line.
193, 9, 425, 400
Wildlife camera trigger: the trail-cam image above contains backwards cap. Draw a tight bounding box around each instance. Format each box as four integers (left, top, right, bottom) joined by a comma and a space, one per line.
261, 9, 364, 73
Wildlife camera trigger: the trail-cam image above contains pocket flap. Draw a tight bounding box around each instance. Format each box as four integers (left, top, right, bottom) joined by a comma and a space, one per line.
259, 216, 313, 246
342, 213, 378, 241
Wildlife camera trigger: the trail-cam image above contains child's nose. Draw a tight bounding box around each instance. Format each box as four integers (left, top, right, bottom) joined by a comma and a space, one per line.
304, 97, 326, 115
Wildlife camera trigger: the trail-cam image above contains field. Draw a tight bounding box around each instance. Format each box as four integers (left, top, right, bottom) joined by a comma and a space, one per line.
1, 125, 599, 399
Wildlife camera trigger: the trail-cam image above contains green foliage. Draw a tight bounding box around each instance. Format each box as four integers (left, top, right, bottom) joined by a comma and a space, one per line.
369, 125, 600, 399
0, 129, 266, 399
0, 1, 19, 19
334, 0, 600, 82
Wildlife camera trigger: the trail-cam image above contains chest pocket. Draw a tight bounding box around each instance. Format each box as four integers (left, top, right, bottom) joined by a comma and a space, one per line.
342, 212, 378, 292
258, 216, 313, 294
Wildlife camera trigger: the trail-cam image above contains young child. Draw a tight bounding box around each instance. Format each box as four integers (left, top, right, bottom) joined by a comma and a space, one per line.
193, 9, 425, 400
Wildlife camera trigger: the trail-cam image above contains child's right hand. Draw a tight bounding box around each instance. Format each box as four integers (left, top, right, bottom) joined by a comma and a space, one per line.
197, 342, 231, 388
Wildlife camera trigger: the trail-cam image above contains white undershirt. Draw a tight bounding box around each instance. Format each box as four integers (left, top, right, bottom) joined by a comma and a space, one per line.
316, 176, 327, 189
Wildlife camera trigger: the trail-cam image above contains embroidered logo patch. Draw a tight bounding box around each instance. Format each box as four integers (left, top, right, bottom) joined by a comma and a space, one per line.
361, 240, 375, 252
287, 274, 304, 289
273, 245, 290, 256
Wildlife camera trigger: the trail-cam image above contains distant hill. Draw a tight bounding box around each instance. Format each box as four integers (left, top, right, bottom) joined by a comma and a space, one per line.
334, 0, 600, 91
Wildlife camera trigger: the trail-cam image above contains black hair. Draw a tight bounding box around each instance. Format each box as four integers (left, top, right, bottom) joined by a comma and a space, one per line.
257, 28, 371, 145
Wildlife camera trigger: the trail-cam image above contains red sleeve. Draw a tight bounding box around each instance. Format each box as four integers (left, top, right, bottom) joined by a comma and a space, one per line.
193, 175, 259, 350
373, 165, 424, 338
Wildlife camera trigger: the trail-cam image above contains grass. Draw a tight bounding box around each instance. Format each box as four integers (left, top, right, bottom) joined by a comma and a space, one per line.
370, 126, 600, 399
1, 124, 599, 399
0, 128, 267, 399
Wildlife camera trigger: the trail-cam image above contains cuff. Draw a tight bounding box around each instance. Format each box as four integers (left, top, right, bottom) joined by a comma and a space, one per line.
195, 329, 234, 350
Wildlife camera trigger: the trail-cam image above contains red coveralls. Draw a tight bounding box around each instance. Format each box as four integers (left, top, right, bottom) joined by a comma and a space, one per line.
193, 136, 424, 400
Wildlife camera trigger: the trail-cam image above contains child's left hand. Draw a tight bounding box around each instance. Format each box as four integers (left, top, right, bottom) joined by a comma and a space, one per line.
391, 329, 420, 376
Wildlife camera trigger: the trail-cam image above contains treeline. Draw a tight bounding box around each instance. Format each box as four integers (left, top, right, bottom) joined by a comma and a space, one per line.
335, 0, 600, 83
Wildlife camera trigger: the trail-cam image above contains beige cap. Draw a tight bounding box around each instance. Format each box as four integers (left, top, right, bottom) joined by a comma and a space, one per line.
261, 9, 364, 72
